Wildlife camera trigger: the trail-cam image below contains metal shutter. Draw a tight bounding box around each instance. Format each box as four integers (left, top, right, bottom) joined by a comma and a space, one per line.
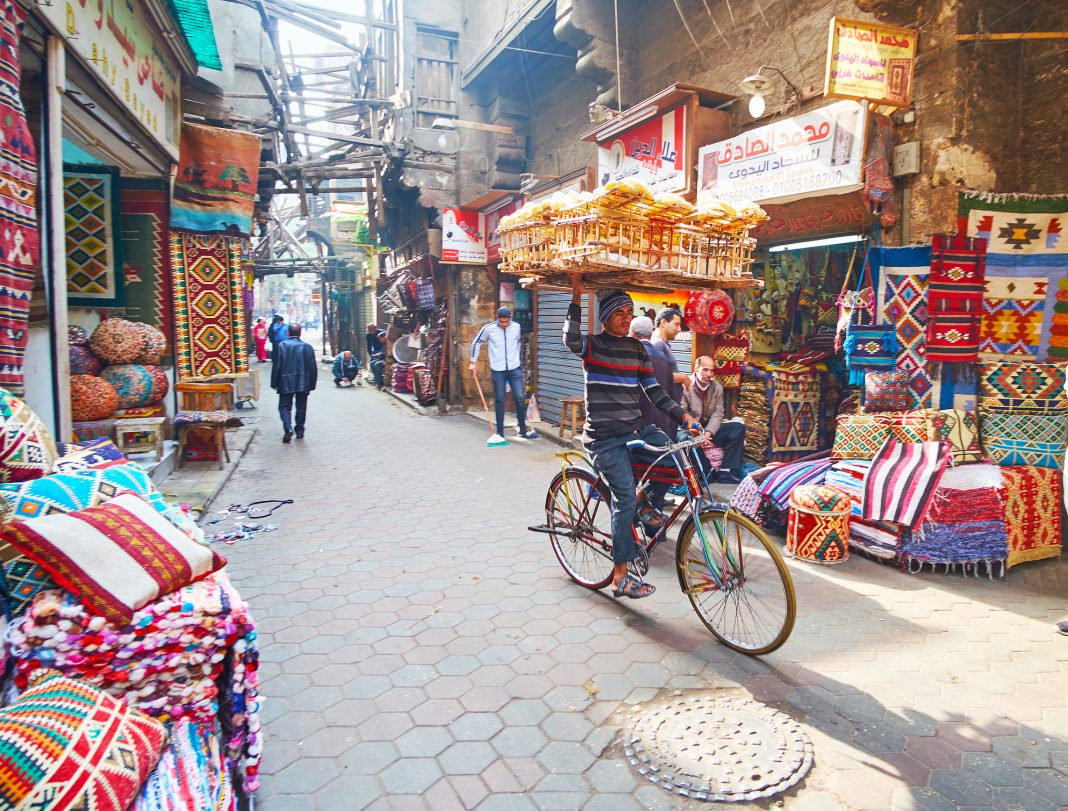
536, 290, 587, 426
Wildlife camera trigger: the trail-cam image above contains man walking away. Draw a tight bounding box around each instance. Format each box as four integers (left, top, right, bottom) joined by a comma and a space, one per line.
267, 314, 287, 360
564, 277, 698, 599
470, 306, 538, 444
680, 355, 747, 484
271, 324, 317, 442
332, 350, 363, 386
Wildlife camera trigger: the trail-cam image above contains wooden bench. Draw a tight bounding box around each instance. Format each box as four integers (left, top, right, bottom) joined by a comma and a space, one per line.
174, 383, 234, 470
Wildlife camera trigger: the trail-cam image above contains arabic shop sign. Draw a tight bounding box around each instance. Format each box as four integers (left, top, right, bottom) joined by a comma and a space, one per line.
696, 99, 867, 206
597, 107, 686, 194
824, 17, 918, 107
442, 208, 487, 264
39, 0, 182, 157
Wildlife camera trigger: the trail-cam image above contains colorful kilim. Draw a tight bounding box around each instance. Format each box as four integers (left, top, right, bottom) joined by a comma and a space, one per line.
769, 371, 821, 460
981, 411, 1068, 470
0, 387, 57, 483
0, 669, 167, 810
786, 485, 851, 563
172, 123, 262, 237
874, 246, 933, 407
120, 180, 172, 335
862, 438, 949, 528
0, 2, 39, 394
977, 360, 1068, 412
757, 459, 832, 510
887, 409, 934, 444
171, 232, 250, 380
959, 191, 1068, 361
832, 413, 890, 460
929, 409, 983, 464
1, 553, 51, 616
132, 720, 234, 811
1001, 465, 1062, 568
926, 312, 981, 362
928, 234, 986, 312
864, 370, 910, 412
65, 169, 123, 306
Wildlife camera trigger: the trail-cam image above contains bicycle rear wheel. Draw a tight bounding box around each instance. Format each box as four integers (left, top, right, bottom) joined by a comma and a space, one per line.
545, 468, 615, 589
676, 509, 796, 655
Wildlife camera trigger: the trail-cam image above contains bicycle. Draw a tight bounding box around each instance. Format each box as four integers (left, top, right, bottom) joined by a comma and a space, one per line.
529, 434, 796, 655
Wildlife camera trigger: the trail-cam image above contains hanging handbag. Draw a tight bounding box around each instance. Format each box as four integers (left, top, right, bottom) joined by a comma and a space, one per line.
834, 242, 866, 350
843, 237, 899, 385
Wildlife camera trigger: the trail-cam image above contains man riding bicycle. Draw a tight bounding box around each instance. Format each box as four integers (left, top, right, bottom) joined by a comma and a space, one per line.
564, 275, 700, 599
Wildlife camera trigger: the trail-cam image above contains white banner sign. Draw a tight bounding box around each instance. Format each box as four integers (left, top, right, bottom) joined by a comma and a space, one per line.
697, 100, 867, 206
442, 208, 486, 264
597, 107, 687, 194
38, 0, 182, 157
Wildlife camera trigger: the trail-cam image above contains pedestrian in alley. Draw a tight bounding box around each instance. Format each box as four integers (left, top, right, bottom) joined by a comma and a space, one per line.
271, 324, 317, 442
470, 306, 538, 444
649, 307, 691, 400
680, 355, 746, 484
332, 350, 363, 386
253, 317, 268, 363
368, 329, 387, 389
564, 277, 699, 599
267, 314, 287, 360
630, 315, 678, 436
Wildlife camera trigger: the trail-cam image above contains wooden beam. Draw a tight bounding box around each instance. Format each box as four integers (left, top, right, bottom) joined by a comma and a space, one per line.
956, 31, 1068, 41
273, 185, 369, 194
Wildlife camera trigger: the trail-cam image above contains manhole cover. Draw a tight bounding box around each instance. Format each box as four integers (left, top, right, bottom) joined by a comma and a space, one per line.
624, 693, 813, 802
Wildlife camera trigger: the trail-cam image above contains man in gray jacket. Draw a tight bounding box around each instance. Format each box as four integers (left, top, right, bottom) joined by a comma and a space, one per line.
470, 306, 537, 443
680, 355, 746, 483
271, 324, 318, 442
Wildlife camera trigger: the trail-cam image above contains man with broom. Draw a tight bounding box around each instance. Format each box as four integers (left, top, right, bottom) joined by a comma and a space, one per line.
564, 275, 700, 599
470, 306, 539, 446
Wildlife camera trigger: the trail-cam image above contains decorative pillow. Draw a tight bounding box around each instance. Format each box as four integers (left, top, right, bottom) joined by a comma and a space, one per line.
52, 437, 128, 474
831, 414, 890, 461
99, 364, 162, 409
887, 410, 935, 444
70, 344, 103, 376
0, 492, 226, 622
172, 410, 229, 426
981, 411, 1068, 471
0, 389, 58, 484
89, 318, 149, 364
929, 409, 983, 465
0, 669, 167, 810
925, 312, 981, 362
132, 322, 168, 364
978, 360, 1068, 413
864, 370, 910, 413
70, 375, 120, 422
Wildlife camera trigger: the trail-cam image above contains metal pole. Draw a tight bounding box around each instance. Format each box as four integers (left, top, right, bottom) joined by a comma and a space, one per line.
320, 277, 328, 358
45, 37, 71, 440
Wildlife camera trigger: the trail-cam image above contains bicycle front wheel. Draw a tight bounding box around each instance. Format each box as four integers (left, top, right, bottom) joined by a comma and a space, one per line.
545, 468, 616, 590
676, 509, 796, 655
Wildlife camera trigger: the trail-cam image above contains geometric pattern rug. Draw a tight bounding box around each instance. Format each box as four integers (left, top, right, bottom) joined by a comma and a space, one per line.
1001, 465, 1062, 568
170, 231, 249, 380
959, 191, 1068, 362
875, 246, 933, 408
64, 168, 123, 307
120, 180, 171, 336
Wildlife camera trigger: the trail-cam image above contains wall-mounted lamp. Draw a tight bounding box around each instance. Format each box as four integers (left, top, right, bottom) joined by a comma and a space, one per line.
739, 66, 800, 118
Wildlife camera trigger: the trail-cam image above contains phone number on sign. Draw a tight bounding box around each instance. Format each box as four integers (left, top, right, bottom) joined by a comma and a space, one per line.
724, 170, 850, 203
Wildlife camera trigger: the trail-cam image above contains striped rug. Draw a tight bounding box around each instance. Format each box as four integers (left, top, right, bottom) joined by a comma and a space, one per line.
862, 439, 949, 528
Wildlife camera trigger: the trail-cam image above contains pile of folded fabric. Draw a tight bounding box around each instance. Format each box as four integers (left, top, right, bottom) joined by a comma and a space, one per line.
133, 718, 235, 810
899, 464, 1008, 573
827, 460, 902, 561
739, 373, 771, 465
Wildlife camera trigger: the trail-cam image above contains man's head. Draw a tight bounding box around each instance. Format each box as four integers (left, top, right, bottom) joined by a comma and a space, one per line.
342, 350, 352, 360
273, 314, 284, 323
629, 315, 654, 339
496, 306, 512, 329
655, 308, 685, 341
288, 324, 302, 338
694, 354, 715, 384
367, 323, 377, 333
598, 290, 634, 337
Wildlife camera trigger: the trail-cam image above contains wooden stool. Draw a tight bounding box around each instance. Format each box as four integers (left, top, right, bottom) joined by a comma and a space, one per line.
559, 397, 585, 440
175, 383, 234, 471
176, 419, 230, 471
114, 416, 166, 460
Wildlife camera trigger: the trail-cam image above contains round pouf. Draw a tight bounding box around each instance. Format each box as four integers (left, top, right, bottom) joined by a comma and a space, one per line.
99, 364, 165, 409
146, 365, 169, 403
132, 322, 168, 364
0, 388, 58, 483
68, 325, 89, 346
89, 319, 148, 365
69, 345, 103, 376
685, 290, 735, 336
70, 375, 120, 422
786, 485, 851, 564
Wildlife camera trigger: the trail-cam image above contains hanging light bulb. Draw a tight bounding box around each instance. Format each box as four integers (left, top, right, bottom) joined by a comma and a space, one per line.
748, 93, 766, 118
437, 132, 448, 150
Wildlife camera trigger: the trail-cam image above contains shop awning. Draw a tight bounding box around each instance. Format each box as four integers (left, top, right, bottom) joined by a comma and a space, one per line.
166, 0, 223, 71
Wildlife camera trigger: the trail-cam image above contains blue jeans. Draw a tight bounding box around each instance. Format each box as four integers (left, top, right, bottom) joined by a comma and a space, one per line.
588, 425, 671, 564
491, 368, 527, 435
278, 391, 308, 433
370, 358, 385, 386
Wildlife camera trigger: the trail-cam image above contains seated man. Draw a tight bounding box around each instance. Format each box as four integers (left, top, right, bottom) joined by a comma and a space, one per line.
564, 277, 698, 600
368, 331, 387, 388
680, 355, 746, 484
332, 351, 363, 386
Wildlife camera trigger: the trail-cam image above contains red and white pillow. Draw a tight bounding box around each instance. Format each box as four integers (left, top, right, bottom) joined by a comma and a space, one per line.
0, 492, 225, 622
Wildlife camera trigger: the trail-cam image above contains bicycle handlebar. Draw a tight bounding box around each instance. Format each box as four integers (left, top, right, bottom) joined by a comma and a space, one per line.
626, 434, 708, 455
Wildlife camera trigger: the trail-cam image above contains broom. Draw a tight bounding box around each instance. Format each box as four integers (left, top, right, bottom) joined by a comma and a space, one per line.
472, 373, 508, 446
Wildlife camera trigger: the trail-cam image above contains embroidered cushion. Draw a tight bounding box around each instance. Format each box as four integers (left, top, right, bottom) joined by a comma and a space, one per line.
69, 344, 103, 376
981, 411, 1068, 471
0, 389, 58, 484
978, 361, 1068, 412
929, 409, 983, 465
99, 364, 162, 409
0, 669, 167, 810
832, 414, 890, 461
89, 318, 149, 364
68, 325, 90, 346
887, 410, 935, 444
52, 438, 128, 474
864, 370, 910, 413
131, 322, 168, 364
0, 492, 225, 622
70, 376, 120, 422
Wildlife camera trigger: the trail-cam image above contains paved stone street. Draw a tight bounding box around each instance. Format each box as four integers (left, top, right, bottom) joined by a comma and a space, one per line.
217, 373, 1068, 810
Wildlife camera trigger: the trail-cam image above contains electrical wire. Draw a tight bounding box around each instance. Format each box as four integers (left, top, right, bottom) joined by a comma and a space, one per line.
613, 0, 622, 111
671, 0, 710, 66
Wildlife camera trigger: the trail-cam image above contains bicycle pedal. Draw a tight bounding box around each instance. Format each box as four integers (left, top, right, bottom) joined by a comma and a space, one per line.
628, 545, 650, 578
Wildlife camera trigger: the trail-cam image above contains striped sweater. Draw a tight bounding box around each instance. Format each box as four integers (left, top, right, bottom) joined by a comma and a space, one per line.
564, 302, 686, 441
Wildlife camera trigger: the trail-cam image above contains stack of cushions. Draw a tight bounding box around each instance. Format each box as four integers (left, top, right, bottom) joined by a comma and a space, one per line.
100, 363, 170, 409
51, 437, 129, 474
0, 669, 167, 810
833, 408, 984, 466
8, 571, 263, 793
826, 460, 902, 560
0, 388, 58, 483
978, 361, 1068, 470
738, 373, 771, 464
899, 464, 1009, 571
132, 719, 235, 811
71, 375, 120, 422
